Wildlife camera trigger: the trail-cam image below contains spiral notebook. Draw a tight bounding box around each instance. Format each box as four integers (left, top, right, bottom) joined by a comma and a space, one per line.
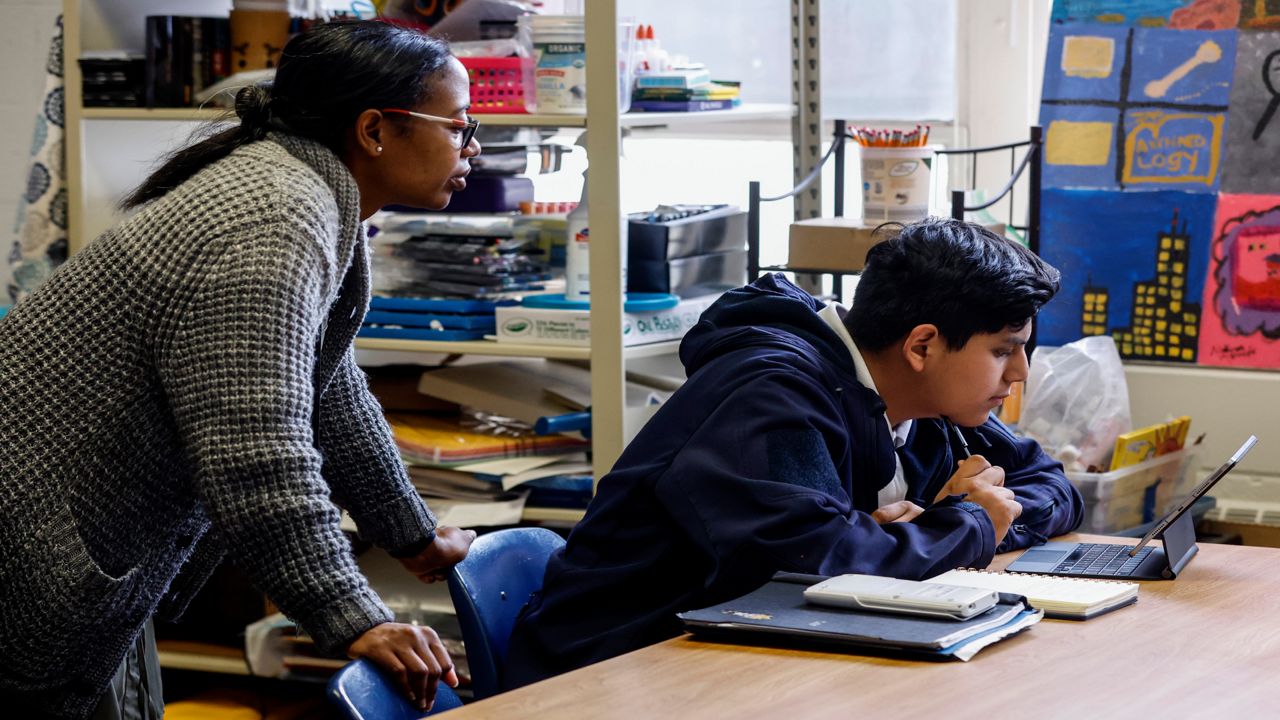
923, 569, 1138, 620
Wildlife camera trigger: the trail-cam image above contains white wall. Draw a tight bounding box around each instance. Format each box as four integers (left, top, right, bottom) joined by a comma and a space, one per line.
958, 0, 1280, 489
0, 1, 61, 299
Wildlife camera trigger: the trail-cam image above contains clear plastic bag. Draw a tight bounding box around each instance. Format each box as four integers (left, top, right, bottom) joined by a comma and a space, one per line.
1021, 335, 1131, 471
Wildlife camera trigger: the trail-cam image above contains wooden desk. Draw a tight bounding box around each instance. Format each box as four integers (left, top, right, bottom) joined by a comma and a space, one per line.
446, 535, 1280, 718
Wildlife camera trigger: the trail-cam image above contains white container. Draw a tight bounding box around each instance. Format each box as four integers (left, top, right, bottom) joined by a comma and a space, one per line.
565, 174, 590, 300
517, 15, 637, 115
520, 15, 587, 115
495, 294, 719, 347
859, 146, 935, 220
1067, 447, 1199, 534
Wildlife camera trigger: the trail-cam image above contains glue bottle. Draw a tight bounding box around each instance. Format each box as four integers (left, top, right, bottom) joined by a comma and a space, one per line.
565, 170, 591, 301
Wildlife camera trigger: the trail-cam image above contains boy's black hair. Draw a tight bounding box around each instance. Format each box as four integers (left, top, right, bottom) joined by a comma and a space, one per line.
843, 217, 1061, 352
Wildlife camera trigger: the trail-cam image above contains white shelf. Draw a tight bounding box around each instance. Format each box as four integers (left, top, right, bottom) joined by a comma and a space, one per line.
156, 641, 250, 676
521, 506, 587, 523
354, 337, 682, 361
474, 113, 586, 127
78, 103, 795, 128
355, 337, 589, 360
81, 107, 229, 121
620, 103, 796, 128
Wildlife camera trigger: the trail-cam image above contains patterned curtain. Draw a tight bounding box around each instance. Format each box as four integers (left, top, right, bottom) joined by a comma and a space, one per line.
7, 15, 67, 303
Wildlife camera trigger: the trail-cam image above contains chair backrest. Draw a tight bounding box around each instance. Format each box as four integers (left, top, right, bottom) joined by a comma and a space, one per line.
327, 657, 464, 719
448, 527, 565, 699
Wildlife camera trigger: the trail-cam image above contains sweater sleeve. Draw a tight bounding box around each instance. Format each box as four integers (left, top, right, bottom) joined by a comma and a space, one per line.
154, 206, 391, 656
653, 369, 996, 591
317, 349, 438, 552
978, 418, 1085, 553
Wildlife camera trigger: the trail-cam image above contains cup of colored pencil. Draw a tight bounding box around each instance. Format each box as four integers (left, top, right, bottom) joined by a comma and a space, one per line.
852, 125, 930, 148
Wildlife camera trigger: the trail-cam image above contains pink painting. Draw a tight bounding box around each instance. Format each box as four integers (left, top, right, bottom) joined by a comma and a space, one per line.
1198, 193, 1280, 366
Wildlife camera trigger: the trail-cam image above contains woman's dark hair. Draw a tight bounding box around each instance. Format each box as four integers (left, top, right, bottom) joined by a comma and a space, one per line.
844, 217, 1061, 352
123, 20, 453, 209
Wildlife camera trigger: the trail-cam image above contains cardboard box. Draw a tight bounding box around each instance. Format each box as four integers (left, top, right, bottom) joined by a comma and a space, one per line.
495, 294, 719, 347
787, 218, 1008, 273
787, 217, 888, 272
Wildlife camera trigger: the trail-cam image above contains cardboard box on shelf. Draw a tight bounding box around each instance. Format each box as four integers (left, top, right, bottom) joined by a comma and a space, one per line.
495, 294, 719, 348
787, 218, 885, 273
787, 218, 1007, 273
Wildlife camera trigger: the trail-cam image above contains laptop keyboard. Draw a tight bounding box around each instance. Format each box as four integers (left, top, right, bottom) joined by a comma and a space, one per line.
1053, 543, 1154, 576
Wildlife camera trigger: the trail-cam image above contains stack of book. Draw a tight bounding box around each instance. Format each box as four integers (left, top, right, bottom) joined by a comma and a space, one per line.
369, 216, 552, 300
632, 68, 742, 113
143, 15, 232, 107
359, 296, 508, 342
385, 412, 593, 526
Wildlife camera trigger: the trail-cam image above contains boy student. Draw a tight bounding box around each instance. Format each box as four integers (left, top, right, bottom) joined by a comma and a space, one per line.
504, 217, 1084, 687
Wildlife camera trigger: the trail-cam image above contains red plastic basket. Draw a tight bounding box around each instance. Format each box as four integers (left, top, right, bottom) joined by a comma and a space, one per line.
459, 57, 531, 114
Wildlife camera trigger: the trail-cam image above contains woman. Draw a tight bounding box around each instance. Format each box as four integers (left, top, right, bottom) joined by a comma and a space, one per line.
0, 20, 481, 718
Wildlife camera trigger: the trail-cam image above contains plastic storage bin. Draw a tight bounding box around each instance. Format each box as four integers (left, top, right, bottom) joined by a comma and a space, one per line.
459, 57, 532, 114
1067, 447, 1199, 534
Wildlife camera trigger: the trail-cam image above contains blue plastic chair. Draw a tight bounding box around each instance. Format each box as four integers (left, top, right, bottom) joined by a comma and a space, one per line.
447, 527, 565, 699
327, 657, 465, 719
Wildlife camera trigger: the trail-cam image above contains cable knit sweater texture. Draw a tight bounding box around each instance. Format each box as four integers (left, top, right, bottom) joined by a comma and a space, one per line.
0, 132, 436, 718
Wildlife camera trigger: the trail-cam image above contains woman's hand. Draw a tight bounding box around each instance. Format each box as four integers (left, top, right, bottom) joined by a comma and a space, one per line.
347, 622, 457, 712
397, 526, 477, 583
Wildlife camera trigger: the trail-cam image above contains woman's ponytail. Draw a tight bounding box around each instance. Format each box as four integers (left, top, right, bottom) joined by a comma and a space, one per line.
119, 83, 276, 210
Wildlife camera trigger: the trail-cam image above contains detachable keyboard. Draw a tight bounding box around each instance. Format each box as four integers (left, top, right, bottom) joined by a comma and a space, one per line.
1051, 543, 1155, 577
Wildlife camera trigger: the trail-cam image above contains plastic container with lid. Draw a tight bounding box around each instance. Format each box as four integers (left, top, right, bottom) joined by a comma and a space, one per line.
519, 15, 587, 115
517, 15, 636, 115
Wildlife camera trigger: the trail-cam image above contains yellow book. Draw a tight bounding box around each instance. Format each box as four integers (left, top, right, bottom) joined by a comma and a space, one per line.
1109, 416, 1191, 471
386, 413, 589, 466
924, 569, 1138, 620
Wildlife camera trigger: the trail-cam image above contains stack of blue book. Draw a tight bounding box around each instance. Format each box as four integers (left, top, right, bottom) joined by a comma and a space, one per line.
359, 296, 514, 341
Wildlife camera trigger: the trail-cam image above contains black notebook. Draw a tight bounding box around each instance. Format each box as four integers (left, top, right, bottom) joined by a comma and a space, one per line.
678, 575, 1042, 662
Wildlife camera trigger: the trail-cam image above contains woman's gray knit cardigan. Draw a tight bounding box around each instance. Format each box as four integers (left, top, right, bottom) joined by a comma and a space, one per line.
0, 132, 437, 718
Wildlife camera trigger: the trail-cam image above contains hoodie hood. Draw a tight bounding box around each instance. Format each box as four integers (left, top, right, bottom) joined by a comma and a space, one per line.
679, 273, 856, 378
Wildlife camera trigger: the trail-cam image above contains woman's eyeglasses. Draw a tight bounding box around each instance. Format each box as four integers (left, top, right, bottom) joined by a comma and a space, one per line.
380, 108, 479, 149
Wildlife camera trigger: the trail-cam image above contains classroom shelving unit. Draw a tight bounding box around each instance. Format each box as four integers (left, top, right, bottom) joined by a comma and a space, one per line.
62, 0, 807, 485
62, 0, 818, 678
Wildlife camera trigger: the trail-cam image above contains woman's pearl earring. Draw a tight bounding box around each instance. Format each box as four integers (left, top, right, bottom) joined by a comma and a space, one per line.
376, 146, 383, 154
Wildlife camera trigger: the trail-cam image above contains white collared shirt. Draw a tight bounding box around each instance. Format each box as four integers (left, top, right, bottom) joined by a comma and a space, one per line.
817, 302, 912, 506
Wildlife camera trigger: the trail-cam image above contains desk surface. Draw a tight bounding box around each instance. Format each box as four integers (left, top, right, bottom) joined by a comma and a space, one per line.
446, 535, 1280, 718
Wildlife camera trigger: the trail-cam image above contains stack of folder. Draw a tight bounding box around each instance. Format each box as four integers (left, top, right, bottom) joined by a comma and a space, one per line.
679, 574, 1042, 662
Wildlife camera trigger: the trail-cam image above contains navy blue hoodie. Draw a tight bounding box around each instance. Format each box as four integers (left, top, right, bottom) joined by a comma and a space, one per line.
505, 274, 1082, 688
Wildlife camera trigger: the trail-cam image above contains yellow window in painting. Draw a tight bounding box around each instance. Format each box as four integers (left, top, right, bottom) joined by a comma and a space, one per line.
1046, 120, 1114, 166
1062, 35, 1115, 78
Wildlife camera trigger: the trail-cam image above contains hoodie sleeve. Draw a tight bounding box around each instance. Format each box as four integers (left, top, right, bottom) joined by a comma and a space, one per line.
652, 367, 998, 587
975, 418, 1085, 553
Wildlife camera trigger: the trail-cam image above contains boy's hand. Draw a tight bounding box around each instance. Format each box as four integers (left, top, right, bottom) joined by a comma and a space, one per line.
871, 500, 925, 524
397, 526, 477, 583
965, 483, 1023, 545
347, 622, 458, 712
933, 455, 1006, 503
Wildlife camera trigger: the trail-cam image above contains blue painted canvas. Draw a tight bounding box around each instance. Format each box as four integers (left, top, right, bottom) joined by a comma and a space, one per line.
1038, 189, 1217, 362
1042, 24, 1129, 102
1120, 108, 1226, 191
1040, 103, 1122, 189
1051, 0, 1240, 29
1127, 28, 1236, 106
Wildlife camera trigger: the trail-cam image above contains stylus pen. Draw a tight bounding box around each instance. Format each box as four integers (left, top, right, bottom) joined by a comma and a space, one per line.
945, 417, 971, 459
